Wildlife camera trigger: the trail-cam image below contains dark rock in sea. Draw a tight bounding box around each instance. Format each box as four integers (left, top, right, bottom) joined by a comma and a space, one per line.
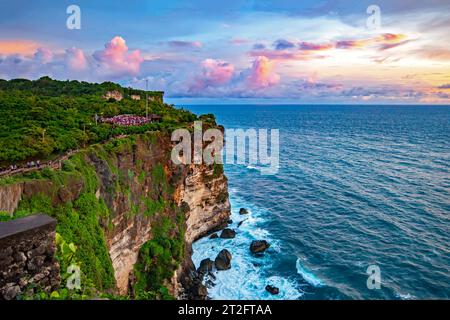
265, 285, 279, 295
197, 258, 214, 274
215, 249, 232, 270
209, 233, 219, 239
250, 240, 270, 254
239, 208, 249, 215
220, 228, 236, 239
228, 219, 233, 224
238, 219, 247, 228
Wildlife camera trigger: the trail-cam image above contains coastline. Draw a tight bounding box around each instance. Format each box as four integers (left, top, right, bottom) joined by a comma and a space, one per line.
191, 189, 303, 300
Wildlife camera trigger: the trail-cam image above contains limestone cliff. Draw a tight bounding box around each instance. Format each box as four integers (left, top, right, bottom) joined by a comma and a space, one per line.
179, 164, 230, 245
0, 184, 23, 215
0, 130, 230, 299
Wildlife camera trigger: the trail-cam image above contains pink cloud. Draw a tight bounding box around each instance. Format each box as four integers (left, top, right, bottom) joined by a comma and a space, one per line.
34, 47, 53, 64
66, 47, 88, 71
185, 57, 280, 96
246, 56, 280, 89
335, 39, 369, 49
379, 33, 406, 42
202, 59, 234, 84
299, 42, 334, 51
189, 58, 235, 92
0, 40, 40, 56
249, 33, 409, 62
93, 36, 144, 78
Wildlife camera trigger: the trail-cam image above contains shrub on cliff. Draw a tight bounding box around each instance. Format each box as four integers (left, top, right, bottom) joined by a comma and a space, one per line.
133, 213, 185, 300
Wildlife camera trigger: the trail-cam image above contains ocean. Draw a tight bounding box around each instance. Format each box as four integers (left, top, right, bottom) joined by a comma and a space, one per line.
183, 105, 450, 300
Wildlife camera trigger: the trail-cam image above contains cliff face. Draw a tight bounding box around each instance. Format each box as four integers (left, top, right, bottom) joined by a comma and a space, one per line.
171, 163, 230, 298
179, 164, 230, 244
0, 184, 22, 215
1, 131, 230, 298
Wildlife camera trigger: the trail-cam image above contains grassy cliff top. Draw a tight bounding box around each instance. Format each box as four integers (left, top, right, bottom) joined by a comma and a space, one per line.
0, 77, 210, 165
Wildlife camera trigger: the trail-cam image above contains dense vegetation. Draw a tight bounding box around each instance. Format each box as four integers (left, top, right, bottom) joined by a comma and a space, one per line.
133, 213, 186, 300
0, 78, 221, 300
9, 150, 117, 296
0, 77, 197, 165
0, 76, 163, 99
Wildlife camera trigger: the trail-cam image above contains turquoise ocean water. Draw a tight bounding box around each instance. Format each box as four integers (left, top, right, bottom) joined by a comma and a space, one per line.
185, 105, 450, 300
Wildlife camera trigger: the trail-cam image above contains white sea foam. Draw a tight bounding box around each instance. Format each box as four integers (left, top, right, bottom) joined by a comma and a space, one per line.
395, 291, 414, 300
295, 258, 324, 287
246, 164, 280, 173
192, 195, 303, 300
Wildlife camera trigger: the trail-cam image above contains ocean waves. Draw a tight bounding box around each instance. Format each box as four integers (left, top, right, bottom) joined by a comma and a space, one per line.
192, 194, 303, 300
187, 104, 450, 300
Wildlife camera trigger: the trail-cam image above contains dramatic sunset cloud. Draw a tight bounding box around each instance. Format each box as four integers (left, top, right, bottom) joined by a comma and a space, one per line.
93, 36, 144, 78
299, 42, 334, 51
273, 39, 296, 50
246, 56, 280, 89
34, 47, 53, 64
201, 59, 235, 84
249, 33, 410, 64
65, 47, 88, 72
0, 1, 449, 103
190, 58, 235, 92
335, 39, 370, 49
0, 40, 40, 56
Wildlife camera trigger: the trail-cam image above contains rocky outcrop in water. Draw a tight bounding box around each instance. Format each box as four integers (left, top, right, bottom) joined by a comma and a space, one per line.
215, 249, 232, 270
239, 208, 249, 215
250, 240, 270, 254
220, 228, 236, 239
197, 259, 214, 274
265, 285, 279, 295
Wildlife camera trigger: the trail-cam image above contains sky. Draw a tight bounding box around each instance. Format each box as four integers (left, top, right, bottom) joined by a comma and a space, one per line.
0, 0, 449, 104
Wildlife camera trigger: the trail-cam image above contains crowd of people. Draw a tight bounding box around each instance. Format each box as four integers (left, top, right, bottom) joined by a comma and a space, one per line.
0, 151, 76, 177
0, 160, 42, 175
1, 114, 162, 176
101, 114, 154, 127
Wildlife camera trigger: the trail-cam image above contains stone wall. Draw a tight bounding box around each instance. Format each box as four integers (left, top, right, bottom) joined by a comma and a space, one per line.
0, 214, 60, 300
